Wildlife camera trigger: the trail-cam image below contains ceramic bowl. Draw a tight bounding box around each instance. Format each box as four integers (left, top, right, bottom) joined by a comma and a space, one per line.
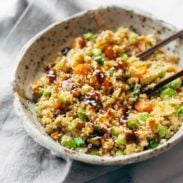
13, 5, 183, 165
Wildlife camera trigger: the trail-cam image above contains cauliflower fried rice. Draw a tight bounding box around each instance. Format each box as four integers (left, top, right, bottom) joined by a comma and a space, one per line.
31, 28, 183, 156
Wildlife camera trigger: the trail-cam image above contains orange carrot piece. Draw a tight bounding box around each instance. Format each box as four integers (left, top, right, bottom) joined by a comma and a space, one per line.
74, 64, 91, 75
136, 65, 147, 78
135, 100, 153, 112
105, 45, 118, 59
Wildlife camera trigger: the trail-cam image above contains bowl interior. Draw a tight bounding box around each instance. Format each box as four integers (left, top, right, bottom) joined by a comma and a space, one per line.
14, 6, 183, 165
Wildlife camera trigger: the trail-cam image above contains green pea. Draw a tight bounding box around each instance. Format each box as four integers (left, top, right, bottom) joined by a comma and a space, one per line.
158, 71, 165, 78
176, 106, 183, 115
115, 150, 124, 156
160, 87, 176, 98
83, 32, 95, 40
127, 119, 138, 129
148, 139, 158, 149
92, 48, 102, 56
84, 50, 93, 56
158, 126, 168, 137
95, 56, 105, 65
111, 127, 119, 136
120, 53, 129, 61
116, 135, 126, 145
170, 78, 182, 89
139, 112, 150, 121
74, 137, 85, 147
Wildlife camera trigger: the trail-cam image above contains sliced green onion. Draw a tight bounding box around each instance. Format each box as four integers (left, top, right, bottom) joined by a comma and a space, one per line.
92, 48, 102, 56
127, 119, 138, 129
95, 56, 105, 65
139, 112, 150, 121
77, 108, 87, 121
108, 67, 115, 77
160, 87, 176, 98
43, 89, 51, 96
120, 53, 129, 61
133, 93, 139, 100
148, 139, 158, 149
83, 32, 95, 40
158, 126, 168, 137
115, 150, 124, 156
74, 137, 85, 147
61, 136, 77, 148
38, 88, 44, 96
132, 83, 141, 100
78, 113, 87, 121
116, 134, 126, 145
170, 78, 182, 89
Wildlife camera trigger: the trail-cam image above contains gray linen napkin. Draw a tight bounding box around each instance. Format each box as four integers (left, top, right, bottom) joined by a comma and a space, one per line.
0, 0, 183, 183
0, 0, 129, 182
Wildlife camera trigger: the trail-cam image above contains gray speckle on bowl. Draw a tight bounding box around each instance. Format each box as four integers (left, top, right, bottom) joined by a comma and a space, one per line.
13, 5, 183, 165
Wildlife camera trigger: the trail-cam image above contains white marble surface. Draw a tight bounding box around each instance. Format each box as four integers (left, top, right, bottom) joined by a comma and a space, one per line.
0, 0, 183, 182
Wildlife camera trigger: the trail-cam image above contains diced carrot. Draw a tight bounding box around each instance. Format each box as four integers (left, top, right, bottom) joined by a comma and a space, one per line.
74, 64, 91, 75
105, 45, 118, 59
136, 65, 147, 78
102, 77, 110, 88
53, 99, 62, 109
135, 99, 153, 112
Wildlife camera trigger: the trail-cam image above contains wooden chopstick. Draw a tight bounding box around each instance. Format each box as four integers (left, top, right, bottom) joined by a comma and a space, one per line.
137, 29, 183, 60
142, 70, 183, 95
135, 30, 183, 95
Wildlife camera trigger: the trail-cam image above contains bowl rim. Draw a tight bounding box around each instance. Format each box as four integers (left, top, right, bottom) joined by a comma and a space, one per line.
13, 5, 183, 165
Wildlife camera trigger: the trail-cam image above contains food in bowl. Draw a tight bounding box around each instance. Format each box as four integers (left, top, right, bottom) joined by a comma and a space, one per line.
31, 27, 183, 156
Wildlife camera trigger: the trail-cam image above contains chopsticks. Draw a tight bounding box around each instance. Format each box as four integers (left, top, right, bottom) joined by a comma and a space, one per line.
136, 29, 183, 95
142, 70, 183, 95
137, 29, 183, 60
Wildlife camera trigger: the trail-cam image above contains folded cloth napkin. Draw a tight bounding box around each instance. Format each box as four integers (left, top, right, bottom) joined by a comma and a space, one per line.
0, 0, 183, 183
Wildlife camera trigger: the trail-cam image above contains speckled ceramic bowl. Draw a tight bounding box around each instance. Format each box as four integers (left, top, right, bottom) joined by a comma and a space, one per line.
13, 6, 183, 165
